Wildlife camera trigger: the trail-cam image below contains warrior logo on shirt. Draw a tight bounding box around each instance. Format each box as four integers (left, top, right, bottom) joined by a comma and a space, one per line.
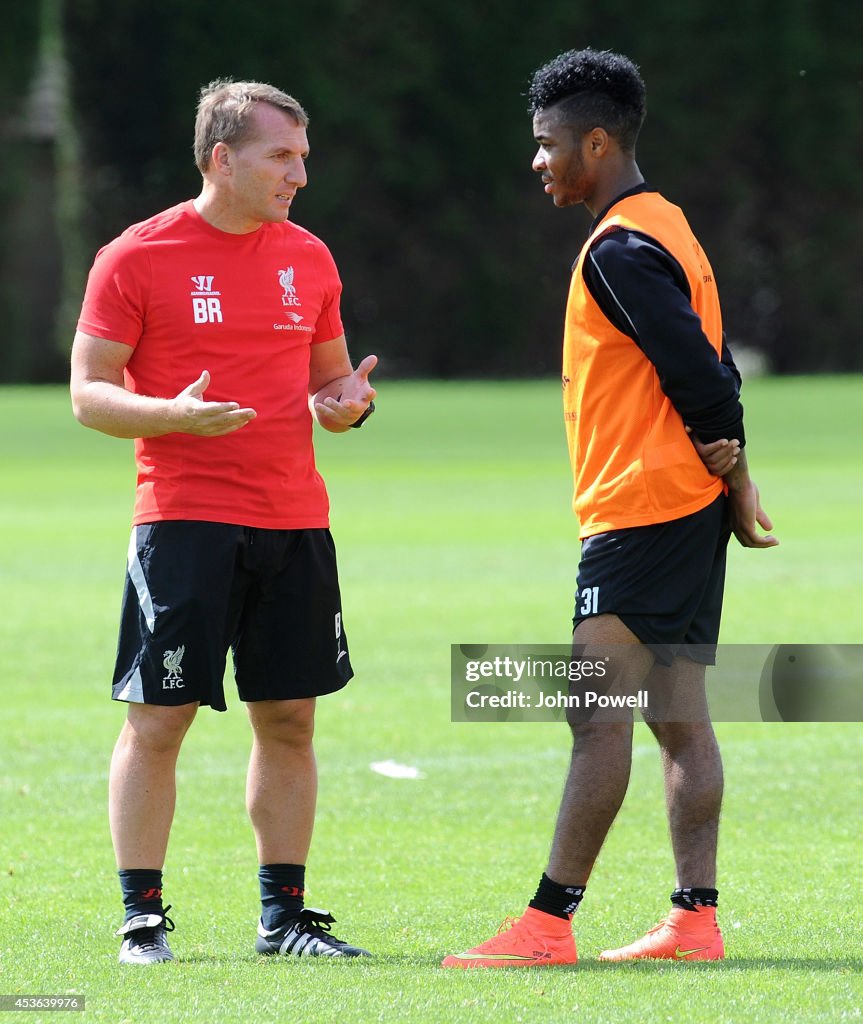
191, 275, 215, 293
190, 275, 222, 324
278, 267, 302, 307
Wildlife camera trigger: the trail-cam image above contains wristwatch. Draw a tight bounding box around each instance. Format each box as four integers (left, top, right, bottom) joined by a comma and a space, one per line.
350, 400, 375, 428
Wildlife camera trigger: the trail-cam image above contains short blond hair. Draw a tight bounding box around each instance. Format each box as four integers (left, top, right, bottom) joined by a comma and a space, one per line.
194, 79, 309, 173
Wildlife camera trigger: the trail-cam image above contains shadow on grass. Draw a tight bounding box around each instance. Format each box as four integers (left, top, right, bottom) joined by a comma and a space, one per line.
556, 957, 863, 974
173, 953, 863, 974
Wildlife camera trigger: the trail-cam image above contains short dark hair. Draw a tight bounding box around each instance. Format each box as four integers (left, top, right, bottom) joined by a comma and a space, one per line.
194, 79, 309, 173
528, 48, 647, 153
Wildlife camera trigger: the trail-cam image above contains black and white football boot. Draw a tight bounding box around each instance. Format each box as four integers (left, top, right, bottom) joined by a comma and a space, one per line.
116, 907, 176, 965
255, 908, 371, 958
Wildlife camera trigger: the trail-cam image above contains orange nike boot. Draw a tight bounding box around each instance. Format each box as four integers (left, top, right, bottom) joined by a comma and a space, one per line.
599, 905, 724, 962
441, 907, 577, 969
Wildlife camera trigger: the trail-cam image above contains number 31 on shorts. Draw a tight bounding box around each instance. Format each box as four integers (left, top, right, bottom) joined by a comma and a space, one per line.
578, 585, 600, 616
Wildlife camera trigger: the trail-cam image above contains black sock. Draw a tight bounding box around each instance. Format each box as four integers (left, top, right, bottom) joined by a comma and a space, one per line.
671, 887, 719, 911
118, 869, 164, 923
259, 863, 306, 931
528, 873, 585, 920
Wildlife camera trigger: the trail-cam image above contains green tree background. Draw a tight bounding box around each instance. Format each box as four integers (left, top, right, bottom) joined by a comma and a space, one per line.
2, 0, 861, 380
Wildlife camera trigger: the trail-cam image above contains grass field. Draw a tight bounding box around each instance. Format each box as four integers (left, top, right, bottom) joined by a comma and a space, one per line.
1, 378, 861, 1023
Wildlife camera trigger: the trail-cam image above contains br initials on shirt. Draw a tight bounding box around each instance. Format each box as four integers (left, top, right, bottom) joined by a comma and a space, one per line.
192, 296, 223, 323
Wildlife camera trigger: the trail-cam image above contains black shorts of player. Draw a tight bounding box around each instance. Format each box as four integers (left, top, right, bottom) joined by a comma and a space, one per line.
573, 493, 731, 666
113, 522, 353, 711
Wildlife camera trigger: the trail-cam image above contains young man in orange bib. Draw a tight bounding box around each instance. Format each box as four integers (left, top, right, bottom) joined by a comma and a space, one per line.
442, 48, 777, 969
72, 80, 376, 964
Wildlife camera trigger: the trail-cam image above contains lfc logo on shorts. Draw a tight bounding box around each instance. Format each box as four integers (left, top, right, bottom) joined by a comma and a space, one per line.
162, 645, 186, 689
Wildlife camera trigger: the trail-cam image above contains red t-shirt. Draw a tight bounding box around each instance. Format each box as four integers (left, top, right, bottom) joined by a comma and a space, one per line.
77, 201, 344, 529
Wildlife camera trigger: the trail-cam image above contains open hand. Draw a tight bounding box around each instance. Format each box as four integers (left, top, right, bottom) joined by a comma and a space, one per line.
314, 354, 377, 432
172, 371, 257, 436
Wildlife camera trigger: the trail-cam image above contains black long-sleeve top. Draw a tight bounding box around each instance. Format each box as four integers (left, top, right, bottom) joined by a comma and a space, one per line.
581, 184, 745, 447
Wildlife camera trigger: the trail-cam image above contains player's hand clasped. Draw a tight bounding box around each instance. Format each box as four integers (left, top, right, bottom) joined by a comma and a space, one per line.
313, 354, 378, 432
686, 427, 740, 477
173, 370, 257, 436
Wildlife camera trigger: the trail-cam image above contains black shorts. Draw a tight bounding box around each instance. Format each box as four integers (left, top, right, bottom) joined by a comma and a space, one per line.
573, 494, 731, 666
113, 523, 353, 711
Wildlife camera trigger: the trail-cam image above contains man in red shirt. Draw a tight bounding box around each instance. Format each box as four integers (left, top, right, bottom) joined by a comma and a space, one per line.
71, 79, 375, 964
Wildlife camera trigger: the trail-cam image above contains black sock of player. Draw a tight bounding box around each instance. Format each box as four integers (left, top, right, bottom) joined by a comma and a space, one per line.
118, 869, 165, 923
671, 887, 719, 911
259, 863, 306, 931
528, 873, 585, 920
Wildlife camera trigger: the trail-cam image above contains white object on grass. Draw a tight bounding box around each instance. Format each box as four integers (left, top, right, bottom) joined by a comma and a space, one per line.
369, 760, 424, 780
